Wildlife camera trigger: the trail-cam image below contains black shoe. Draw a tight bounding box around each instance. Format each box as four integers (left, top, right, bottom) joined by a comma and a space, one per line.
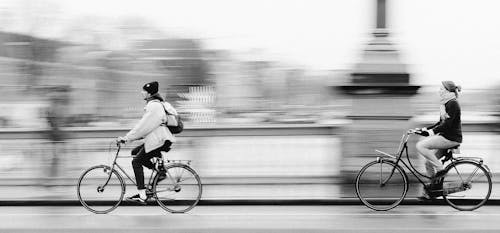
157, 172, 167, 183
126, 194, 147, 204
433, 170, 447, 180
417, 195, 433, 201
430, 182, 443, 191
146, 189, 153, 198
424, 183, 443, 199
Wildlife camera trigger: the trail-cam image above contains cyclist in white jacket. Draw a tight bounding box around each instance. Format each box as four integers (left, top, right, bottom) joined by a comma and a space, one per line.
117, 81, 176, 203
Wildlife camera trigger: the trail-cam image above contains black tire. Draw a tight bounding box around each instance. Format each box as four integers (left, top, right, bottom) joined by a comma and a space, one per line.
153, 163, 202, 213
442, 160, 492, 211
355, 160, 408, 211
77, 165, 125, 214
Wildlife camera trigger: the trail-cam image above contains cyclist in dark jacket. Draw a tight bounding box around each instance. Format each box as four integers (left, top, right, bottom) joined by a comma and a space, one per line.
416, 81, 462, 198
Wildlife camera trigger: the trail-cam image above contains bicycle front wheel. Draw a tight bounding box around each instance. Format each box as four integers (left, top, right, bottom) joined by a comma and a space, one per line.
77, 165, 125, 214
153, 163, 202, 213
355, 160, 408, 211
443, 160, 492, 211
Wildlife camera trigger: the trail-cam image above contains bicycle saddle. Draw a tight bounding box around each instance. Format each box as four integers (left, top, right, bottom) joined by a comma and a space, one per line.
447, 145, 461, 155
441, 145, 460, 164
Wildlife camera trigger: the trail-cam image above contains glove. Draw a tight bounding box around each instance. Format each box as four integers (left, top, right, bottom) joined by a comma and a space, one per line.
116, 136, 127, 144
418, 130, 430, 137
413, 128, 429, 136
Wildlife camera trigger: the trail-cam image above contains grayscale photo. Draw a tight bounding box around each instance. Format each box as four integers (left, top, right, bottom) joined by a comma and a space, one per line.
0, 0, 499, 232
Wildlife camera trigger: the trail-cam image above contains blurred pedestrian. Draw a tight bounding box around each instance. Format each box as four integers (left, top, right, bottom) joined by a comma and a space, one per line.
44, 86, 69, 188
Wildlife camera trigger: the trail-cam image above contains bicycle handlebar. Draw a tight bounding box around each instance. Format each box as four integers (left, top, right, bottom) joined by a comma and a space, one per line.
116, 140, 124, 148
407, 129, 418, 134
407, 128, 428, 136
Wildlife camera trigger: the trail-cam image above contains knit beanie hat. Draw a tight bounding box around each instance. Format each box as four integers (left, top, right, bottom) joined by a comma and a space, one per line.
442, 81, 461, 92
143, 81, 159, 94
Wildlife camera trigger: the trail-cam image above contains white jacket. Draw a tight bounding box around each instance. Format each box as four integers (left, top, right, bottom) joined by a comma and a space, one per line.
124, 100, 176, 153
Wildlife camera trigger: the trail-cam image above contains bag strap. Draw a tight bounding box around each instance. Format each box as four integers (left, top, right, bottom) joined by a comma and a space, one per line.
154, 100, 174, 116
151, 100, 169, 126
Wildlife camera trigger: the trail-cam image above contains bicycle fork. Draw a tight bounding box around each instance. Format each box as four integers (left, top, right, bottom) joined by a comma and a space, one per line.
98, 166, 114, 193
374, 157, 398, 187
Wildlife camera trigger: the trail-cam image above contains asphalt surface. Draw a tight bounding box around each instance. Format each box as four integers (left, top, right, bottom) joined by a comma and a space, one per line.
1, 205, 500, 232
1, 182, 500, 206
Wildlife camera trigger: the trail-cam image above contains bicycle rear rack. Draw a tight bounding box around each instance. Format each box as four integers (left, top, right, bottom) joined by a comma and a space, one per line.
454, 156, 492, 175
166, 159, 192, 166
159, 152, 192, 165
455, 156, 483, 163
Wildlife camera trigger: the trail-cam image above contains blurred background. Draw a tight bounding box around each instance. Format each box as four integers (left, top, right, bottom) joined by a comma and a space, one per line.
0, 0, 500, 200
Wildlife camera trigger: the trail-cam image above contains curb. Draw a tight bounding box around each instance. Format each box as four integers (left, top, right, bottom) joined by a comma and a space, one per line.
1, 198, 500, 206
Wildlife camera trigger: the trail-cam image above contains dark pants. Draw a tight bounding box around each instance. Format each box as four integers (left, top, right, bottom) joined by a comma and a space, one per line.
132, 141, 172, 189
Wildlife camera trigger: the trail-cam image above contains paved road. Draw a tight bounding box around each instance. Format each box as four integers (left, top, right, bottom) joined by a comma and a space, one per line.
1, 205, 500, 232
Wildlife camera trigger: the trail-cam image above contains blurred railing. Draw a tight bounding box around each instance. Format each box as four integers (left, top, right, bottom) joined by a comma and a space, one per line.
2, 118, 500, 187
0, 123, 348, 187
0, 122, 349, 140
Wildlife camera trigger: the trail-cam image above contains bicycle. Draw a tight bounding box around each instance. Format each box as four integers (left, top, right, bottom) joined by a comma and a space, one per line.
77, 141, 202, 214
355, 129, 492, 211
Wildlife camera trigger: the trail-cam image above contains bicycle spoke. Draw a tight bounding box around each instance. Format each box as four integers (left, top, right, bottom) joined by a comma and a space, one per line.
179, 167, 186, 182
452, 165, 465, 183
465, 166, 481, 183
175, 168, 183, 183
166, 170, 177, 184
379, 162, 382, 185
156, 191, 176, 198
154, 164, 202, 213
77, 165, 124, 214
469, 173, 486, 183
355, 160, 407, 211
178, 177, 194, 183
155, 188, 175, 193
443, 161, 491, 211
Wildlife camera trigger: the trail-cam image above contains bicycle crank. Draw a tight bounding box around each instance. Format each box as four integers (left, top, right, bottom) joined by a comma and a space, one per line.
443, 182, 471, 195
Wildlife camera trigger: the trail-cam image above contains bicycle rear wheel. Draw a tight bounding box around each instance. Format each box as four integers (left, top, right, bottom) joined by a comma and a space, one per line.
77, 165, 125, 214
355, 160, 408, 211
443, 160, 492, 211
153, 163, 202, 213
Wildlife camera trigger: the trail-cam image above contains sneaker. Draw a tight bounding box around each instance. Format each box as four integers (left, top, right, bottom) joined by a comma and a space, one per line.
126, 194, 147, 204
417, 193, 433, 201
424, 183, 443, 198
428, 181, 443, 191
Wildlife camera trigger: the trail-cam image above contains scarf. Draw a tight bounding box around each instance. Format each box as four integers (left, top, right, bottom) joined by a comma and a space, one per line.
439, 91, 456, 120
145, 93, 164, 102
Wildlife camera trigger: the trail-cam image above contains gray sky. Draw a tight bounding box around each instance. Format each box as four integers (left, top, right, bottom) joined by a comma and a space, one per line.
1, 0, 499, 88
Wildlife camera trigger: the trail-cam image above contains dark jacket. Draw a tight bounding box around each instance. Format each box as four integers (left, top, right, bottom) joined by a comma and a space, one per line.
428, 99, 462, 143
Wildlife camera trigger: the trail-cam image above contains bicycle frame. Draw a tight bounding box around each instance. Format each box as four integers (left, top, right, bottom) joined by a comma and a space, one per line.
356, 130, 493, 211
375, 131, 492, 187
375, 132, 433, 186
102, 143, 159, 189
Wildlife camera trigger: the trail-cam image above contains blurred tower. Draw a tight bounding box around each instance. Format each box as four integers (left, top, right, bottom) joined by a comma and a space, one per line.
338, 0, 420, 182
